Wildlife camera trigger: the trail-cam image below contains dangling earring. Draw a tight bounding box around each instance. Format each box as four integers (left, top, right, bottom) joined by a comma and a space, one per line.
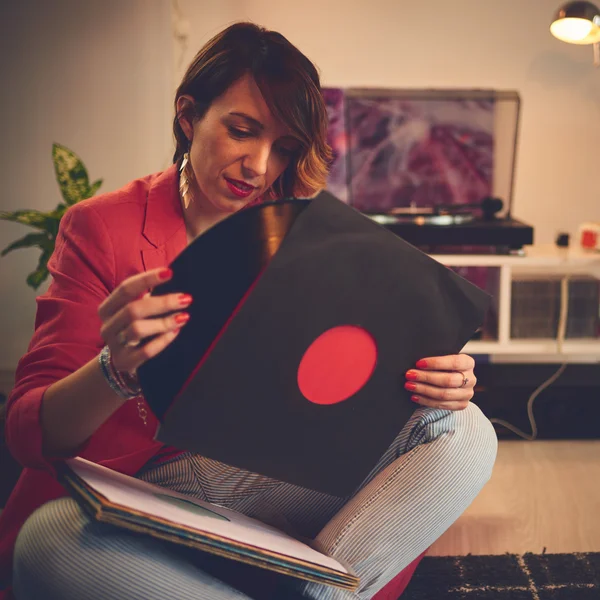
179, 151, 194, 209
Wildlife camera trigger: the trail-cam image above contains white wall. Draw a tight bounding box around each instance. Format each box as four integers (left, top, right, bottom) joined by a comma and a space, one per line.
1, 0, 599, 373
0, 0, 173, 374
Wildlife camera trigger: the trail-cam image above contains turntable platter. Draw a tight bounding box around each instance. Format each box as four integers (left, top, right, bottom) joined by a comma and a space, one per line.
368, 212, 475, 226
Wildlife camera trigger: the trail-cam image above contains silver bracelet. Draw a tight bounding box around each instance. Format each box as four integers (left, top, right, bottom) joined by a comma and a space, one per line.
98, 345, 141, 400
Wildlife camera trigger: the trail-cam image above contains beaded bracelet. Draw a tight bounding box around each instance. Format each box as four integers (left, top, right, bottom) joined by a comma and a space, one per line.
98, 345, 141, 400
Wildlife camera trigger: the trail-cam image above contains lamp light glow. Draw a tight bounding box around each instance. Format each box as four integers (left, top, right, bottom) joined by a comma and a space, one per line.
550, 1, 600, 45
551, 1, 600, 65
551, 17, 594, 42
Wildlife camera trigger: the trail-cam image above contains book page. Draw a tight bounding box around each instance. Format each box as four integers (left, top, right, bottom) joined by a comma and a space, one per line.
67, 458, 349, 575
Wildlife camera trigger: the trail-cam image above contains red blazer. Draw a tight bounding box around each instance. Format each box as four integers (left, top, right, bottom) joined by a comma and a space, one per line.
0, 165, 189, 596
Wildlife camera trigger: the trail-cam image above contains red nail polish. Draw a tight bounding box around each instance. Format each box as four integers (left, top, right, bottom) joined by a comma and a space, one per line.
406, 370, 419, 381
159, 268, 173, 280
178, 294, 192, 306
405, 382, 417, 391
174, 312, 190, 325
411, 395, 420, 403
416, 359, 428, 369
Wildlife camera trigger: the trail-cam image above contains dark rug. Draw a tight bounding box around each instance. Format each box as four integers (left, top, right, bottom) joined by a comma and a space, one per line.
402, 552, 600, 599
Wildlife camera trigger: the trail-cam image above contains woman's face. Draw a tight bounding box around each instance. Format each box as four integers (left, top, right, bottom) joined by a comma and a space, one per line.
178, 74, 300, 217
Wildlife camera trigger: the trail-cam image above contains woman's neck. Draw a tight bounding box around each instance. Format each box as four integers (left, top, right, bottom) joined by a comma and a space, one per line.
182, 209, 222, 243
181, 195, 231, 244
177, 167, 217, 242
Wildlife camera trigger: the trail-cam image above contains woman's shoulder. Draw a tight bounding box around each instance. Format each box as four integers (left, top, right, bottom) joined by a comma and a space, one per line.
67, 165, 176, 227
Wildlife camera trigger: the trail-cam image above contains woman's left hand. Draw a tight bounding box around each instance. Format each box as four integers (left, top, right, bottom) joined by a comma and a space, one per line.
404, 353, 476, 411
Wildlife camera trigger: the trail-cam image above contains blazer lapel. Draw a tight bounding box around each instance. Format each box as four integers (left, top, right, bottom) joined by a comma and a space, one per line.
141, 164, 188, 272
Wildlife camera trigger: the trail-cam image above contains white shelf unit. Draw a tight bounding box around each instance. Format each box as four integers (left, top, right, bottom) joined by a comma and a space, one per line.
429, 244, 600, 362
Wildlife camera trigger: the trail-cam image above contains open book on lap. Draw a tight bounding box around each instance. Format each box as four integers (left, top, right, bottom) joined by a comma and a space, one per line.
59, 457, 359, 591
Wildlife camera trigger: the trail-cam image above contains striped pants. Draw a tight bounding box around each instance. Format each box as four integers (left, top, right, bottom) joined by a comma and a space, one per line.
12, 403, 497, 600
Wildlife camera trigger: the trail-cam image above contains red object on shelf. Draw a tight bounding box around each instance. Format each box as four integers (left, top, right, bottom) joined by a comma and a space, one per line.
580, 223, 600, 250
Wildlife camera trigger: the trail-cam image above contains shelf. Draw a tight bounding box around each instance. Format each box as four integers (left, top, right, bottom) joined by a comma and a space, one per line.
464, 339, 600, 355
429, 245, 600, 360
430, 244, 600, 271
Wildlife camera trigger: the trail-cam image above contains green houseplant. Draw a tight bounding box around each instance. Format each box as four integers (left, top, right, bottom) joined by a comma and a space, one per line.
0, 144, 103, 290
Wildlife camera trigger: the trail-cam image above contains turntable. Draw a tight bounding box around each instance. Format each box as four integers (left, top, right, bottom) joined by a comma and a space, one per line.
364, 197, 534, 253
322, 87, 534, 253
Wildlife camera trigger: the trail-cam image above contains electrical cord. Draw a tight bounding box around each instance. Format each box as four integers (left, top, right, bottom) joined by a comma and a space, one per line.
489, 275, 569, 441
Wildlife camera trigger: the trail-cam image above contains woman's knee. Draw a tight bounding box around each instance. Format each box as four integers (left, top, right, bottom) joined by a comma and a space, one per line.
448, 402, 498, 483
13, 497, 89, 599
409, 403, 498, 493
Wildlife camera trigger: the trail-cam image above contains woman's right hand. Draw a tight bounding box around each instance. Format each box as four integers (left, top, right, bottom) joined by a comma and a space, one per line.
98, 267, 191, 374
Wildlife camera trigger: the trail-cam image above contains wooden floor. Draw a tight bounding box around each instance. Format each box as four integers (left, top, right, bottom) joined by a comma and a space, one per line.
428, 439, 600, 556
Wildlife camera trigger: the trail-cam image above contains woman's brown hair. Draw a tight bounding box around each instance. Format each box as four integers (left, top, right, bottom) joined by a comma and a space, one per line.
173, 22, 332, 198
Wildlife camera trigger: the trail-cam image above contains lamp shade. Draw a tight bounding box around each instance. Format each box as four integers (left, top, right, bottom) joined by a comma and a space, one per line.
550, 1, 600, 44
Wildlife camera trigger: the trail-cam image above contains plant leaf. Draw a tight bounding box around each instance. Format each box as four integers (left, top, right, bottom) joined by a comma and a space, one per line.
46, 206, 67, 238
0, 209, 57, 231
1, 232, 52, 257
52, 143, 94, 205
89, 178, 103, 197
26, 264, 50, 290
26, 247, 53, 290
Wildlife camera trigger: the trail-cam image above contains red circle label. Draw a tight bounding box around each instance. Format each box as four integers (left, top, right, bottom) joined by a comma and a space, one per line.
297, 325, 377, 405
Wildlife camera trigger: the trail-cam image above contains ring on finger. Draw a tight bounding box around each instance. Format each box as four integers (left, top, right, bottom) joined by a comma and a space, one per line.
458, 371, 469, 388
117, 329, 138, 348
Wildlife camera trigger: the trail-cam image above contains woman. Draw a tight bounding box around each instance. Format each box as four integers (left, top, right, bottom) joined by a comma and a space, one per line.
0, 22, 497, 600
